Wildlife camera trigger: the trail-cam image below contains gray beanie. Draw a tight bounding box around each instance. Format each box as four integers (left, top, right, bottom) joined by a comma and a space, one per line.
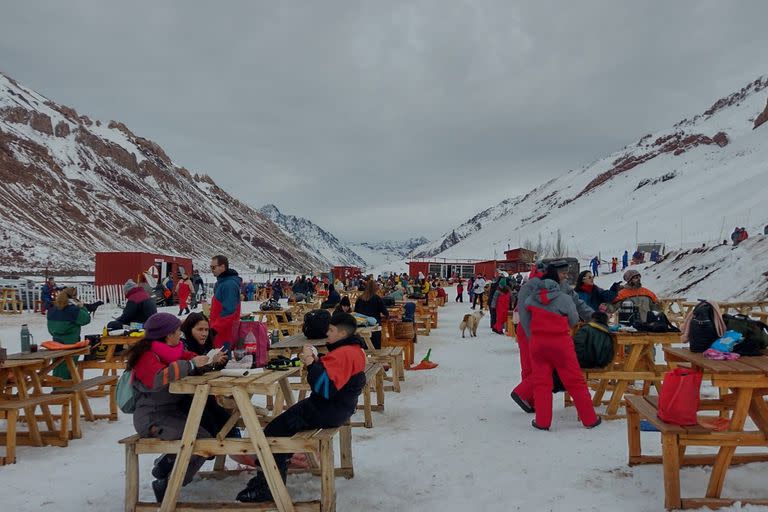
124, 279, 138, 295
623, 270, 640, 282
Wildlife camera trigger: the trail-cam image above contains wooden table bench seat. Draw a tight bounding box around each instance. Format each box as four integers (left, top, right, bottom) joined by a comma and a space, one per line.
120, 424, 353, 511
52, 374, 118, 427
351, 363, 385, 429
627, 392, 768, 509
0, 393, 73, 465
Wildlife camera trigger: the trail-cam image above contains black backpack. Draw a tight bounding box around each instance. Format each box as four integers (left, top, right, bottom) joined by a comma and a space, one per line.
303, 309, 331, 339
634, 310, 680, 333
382, 296, 395, 307
723, 314, 768, 356
689, 301, 720, 352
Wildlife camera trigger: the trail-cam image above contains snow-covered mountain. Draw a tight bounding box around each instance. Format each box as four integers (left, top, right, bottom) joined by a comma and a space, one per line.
258, 204, 367, 268
348, 237, 429, 269
0, 72, 323, 274
415, 76, 768, 265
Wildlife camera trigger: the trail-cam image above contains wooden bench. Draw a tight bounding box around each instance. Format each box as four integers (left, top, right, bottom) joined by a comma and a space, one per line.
626, 395, 768, 509
0, 394, 72, 465
51, 375, 118, 437
120, 424, 353, 511
351, 363, 385, 429
0, 288, 23, 314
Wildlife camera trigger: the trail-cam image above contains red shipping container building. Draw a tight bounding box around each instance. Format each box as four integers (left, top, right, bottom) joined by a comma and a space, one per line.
95, 252, 194, 287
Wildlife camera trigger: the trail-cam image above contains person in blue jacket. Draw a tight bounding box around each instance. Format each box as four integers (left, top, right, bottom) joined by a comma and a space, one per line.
622, 250, 629, 270
574, 270, 619, 312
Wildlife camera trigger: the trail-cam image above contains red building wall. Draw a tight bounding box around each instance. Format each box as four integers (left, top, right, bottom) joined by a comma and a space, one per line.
331, 266, 362, 281
95, 252, 193, 286
407, 261, 430, 278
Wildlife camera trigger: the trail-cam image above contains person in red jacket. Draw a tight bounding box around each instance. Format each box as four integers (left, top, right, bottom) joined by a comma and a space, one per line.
175, 275, 192, 316
209, 255, 242, 349
237, 312, 367, 503
126, 312, 227, 502
493, 282, 512, 334
456, 280, 464, 302
525, 274, 600, 431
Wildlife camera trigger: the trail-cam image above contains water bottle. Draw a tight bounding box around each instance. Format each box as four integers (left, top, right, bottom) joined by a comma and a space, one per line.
20, 324, 31, 353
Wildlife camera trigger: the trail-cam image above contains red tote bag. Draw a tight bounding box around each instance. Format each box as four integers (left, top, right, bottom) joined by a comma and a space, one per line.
657, 368, 703, 426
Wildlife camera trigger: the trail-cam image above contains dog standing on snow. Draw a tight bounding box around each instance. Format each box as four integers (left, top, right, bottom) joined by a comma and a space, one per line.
460, 310, 484, 338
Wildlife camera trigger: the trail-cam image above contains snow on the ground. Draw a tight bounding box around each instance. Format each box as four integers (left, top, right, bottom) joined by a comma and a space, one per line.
1, 292, 768, 511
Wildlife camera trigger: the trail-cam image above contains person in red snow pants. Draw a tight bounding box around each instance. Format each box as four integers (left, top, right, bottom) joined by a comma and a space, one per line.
494, 289, 511, 333
526, 279, 599, 430
511, 322, 535, 404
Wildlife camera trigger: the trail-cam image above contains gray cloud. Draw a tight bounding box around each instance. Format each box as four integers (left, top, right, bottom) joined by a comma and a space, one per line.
2, 1, 767, 241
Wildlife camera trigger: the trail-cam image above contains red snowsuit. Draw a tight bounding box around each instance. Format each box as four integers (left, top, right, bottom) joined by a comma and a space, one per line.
526, 280, 598, 429
177, 281, 191, 307
511, 270, 542, 404
493, 290, 511, 333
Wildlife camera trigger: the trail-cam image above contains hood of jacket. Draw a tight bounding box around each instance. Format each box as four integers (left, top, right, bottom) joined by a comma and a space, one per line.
126, 286, 151, 304
530, 279, 564, 306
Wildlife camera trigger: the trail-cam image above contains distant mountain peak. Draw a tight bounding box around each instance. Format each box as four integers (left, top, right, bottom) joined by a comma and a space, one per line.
258, 204, 367, 268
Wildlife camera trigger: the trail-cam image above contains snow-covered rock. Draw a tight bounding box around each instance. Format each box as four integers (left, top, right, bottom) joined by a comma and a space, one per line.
0, 72, 323, 274
415, 76, 768, 272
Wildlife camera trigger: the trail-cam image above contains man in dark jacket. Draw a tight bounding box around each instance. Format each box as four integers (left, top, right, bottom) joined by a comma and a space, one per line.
237, 313, 366, 503
107, 279, 157, 329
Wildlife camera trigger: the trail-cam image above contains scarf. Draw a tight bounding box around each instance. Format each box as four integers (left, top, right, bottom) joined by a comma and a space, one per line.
151, 341, 184, 365
579, 283, 594, 294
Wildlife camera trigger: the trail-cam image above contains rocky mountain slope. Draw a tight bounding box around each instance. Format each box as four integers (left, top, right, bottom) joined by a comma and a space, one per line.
0, 72, 323, 274
258, 204, 367, 268
348, 237, 428, 269
414, 75, 768, 264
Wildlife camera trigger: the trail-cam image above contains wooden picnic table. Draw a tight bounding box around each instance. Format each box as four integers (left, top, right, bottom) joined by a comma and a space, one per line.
651, 347, 768, 509
79, 335, 142, 396
578, 330, 682, 419
8, 346, 115, 434
136, 368, 332, 512
0, 358, 72, 462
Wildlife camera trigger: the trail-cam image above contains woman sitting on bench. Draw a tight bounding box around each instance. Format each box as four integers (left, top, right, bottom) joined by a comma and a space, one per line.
46, 287, 91, 380
126, 312, 227, 502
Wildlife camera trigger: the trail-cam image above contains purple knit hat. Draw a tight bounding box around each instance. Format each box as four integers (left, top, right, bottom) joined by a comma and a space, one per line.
144, 312, 181, 339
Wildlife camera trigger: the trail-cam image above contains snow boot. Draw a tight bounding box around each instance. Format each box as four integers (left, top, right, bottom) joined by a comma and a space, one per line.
236, 458, 288, 503
531, 419, 549, 431
152, 478, 168, 502
152, 454, 176, 480
510, 391, 535, 414
585, 417, 602, 429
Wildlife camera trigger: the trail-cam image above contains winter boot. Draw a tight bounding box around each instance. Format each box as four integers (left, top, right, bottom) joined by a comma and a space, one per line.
152, 454, 176, 480
236, 458, 288, 503
152, 478, 168, 502
585, 417, 602, 429
531, 419, 549, 431
510, 391, 535, 414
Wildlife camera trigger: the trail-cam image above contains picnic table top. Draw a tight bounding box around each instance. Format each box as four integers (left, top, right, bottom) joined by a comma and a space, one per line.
100, 335, 143, 345
664, 347, 768, 375
7, 346, 90, 361
612, 330, 682, 344
0, 358, 44, 370
169, 367, 300, 396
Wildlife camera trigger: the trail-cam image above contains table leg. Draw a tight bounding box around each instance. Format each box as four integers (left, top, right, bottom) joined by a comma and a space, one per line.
12, 368, 42, 446
605, 345, 643, 416
160, 384, 210, 512
64, 356, 95, 421
26, 368, 56, 431
705, 388, 753, 498
233, 387, 296, 512
279, 376, 296, 409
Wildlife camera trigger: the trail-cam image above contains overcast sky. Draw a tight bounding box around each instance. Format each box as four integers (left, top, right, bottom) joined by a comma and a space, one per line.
2, 1, 767, 242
